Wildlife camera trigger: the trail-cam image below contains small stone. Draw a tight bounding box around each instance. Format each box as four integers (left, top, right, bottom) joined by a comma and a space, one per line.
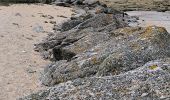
33, 24, 44, 33
12, 23, 19, 27
26, 68, 36, 73
44, 21, 48, 23
26, 37, 33, 40
22, 50, 27, 53
15, 13, 22, 17
48, 15, 54, 19
49, 21, 56, 24
57, 15, 68, 18
141, 93, 148, 97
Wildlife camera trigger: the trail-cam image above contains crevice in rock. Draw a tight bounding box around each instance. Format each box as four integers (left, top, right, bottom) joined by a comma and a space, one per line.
52, 48, 76, 61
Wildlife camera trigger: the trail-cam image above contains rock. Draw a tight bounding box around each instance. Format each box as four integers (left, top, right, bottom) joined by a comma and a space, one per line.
41, 15, 54, 19
26, 68, 36, 73
36, 25, 170, 86
19, 58, 170, 100
33, 0, 170, 87
15, 13, 22, 17
54, 19, 82, 32
33, 24, 44, 33
97, 26, 170, 76
83, 0, 98, 5
53, 2, 71, 7
19, 0, 170, 99
34, 13, 127, 55
44, 21, 48, 23
49, 21, 56, 24
0, 35, 4, 37
54, 13, 127, 32
12, 23, 20, 28
75, 13, 126, 31
73, 0, 84, 5
57, 15, 68, 18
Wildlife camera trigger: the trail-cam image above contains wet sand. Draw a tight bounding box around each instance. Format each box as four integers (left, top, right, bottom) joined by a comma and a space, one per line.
0, 4, 72, 100
126, 11, 170, 33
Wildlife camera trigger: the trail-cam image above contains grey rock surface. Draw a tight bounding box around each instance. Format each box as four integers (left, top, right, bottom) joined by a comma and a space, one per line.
19, 58, 170, 100
19, 0, 170, 99
33, 0, 170, 87
38, 25, 170, 86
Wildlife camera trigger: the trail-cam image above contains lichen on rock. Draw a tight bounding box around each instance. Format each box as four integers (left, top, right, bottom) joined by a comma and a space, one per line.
19, 0, 170, 99
20, 58, 170, 100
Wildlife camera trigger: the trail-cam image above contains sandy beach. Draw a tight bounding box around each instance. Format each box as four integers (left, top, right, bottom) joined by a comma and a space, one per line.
0, 4, 72, 100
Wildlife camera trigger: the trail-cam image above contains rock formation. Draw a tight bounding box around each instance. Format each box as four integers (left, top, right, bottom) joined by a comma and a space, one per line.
19, 0, 170, 99
19, 58, 170, 100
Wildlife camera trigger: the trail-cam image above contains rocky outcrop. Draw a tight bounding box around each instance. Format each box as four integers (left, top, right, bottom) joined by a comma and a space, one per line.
19, 0, 170, 99
20, 58, 170, 100
36, 25, 170, 86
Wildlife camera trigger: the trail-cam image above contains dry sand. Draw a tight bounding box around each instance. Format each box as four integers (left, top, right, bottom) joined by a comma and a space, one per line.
0, 4, 72, 100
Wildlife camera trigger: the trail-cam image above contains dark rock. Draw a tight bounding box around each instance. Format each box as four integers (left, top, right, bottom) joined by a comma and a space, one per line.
41, 14, 54, 19
73, 0, 84, 5
44, 21, 48, 23
57, 15, 68, 18
53, 2, 71, 7
54, 19, 82, 32
74, 13, 127, 31
34, 13, 127, 57
49, 21, 56, 24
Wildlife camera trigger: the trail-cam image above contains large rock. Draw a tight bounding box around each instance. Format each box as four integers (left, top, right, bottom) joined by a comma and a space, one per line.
19, 58, 170, 100
36, 25, 170, 86
35, 13, 127, 53
19, 1, 170, 99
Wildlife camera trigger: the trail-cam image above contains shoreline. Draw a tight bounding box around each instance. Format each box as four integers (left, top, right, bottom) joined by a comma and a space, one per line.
0, 4, 72, 99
